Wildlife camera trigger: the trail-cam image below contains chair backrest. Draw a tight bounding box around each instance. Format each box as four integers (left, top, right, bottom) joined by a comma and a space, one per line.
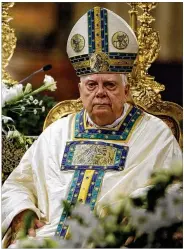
43, 3, 182, 147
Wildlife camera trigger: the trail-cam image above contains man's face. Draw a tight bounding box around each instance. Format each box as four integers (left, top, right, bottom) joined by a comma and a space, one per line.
79, 73, 129, 126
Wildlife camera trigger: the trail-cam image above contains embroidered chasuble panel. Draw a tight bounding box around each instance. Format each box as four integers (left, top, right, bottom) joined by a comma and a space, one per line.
62, 141, 128, 171
56, 105, 143, 238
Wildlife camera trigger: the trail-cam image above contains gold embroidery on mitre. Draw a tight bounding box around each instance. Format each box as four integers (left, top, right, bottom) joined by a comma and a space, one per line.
94, 6, 102, 53
109, 58, 134, 66
71, 34, 85, 52
112, 31, 129, 50
72, 60, 90, 70
72, 57, 134, 71
90, 52, 109, 72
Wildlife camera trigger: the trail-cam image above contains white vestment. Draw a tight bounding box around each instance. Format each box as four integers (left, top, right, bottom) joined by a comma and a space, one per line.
2, 104, 182, 246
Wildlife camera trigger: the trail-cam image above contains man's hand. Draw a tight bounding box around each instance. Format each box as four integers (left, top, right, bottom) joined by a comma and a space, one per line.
10, 210, 45, 245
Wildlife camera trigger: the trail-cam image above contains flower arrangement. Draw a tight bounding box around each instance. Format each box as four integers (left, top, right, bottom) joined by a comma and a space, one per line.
10, 160, 182, 248
2, 75, 57, 147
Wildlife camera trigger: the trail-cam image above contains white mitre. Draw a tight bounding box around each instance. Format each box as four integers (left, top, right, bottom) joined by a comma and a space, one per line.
67, 6, 138, 76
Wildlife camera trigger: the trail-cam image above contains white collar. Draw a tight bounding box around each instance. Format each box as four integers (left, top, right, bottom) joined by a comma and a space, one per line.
86, 103, 130, 128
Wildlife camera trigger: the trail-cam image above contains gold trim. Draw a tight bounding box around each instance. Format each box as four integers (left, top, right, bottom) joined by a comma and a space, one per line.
109, 58, 134, 66
127, 3, 182, 148
72, 58, 134, 70
2, 3, 17, 84
128, 3, 165, 108
138, 102, 183, 148
72, 60, 90, 70
43, 99, 83, 130
128, 3, 138, 36
65, 227, 71, 239
94, 6, 102, 53
124, 111, 144, 143
77, 170, 95, 203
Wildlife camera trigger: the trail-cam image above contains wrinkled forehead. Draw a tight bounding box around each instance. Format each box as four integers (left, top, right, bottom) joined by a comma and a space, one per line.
80, 73, 122, 82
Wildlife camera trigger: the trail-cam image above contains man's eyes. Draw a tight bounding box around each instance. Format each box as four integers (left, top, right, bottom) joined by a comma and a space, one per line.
86, 82, 97, 89
104, 82, 116, 89
85, 82, 116, 90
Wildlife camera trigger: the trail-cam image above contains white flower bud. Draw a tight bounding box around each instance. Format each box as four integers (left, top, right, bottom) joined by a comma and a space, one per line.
42, 106, 45, 112
21, 106, 25, 111
24, 83, 32, 94
43, 75, 57, 92
33, 109, 37, 115
33, 99, 39, 105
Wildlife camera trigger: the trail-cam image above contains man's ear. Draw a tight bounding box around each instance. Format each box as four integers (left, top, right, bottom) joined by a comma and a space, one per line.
125, 84, 130, 97
125, 84, 134, 104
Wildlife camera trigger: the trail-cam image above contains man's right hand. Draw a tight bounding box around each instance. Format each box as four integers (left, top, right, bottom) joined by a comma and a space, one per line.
10, 210, 45, 245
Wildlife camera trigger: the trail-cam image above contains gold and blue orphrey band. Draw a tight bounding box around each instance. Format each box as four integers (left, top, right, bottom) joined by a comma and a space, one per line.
88, 6, 107, 53
55, 140, 129, 238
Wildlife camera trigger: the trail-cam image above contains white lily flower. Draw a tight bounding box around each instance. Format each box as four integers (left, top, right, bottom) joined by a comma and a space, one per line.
2, 82, 23, 107
72, 203, 98, 227
2, 115, 14, 124
64, 203, 100, 247
130, 182, 183, 237
43, 75, 57, 91
157, 183, 183, 222
2, 82, 9, 107
66, 219, 93, 247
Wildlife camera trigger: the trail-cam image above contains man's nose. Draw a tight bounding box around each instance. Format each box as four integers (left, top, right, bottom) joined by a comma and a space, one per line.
96, 85, 106, 97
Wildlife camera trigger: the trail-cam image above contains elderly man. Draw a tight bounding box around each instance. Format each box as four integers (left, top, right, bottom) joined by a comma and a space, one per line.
2, 6, 182, 247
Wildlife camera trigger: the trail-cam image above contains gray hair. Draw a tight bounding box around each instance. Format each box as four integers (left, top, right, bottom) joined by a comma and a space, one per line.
80, 73, 128, 86
120, 74, 128, 86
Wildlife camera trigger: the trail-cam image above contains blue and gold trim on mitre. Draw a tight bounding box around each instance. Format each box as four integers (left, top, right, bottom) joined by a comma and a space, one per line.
73, 105, 143, 142
67, 6, 138, 76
